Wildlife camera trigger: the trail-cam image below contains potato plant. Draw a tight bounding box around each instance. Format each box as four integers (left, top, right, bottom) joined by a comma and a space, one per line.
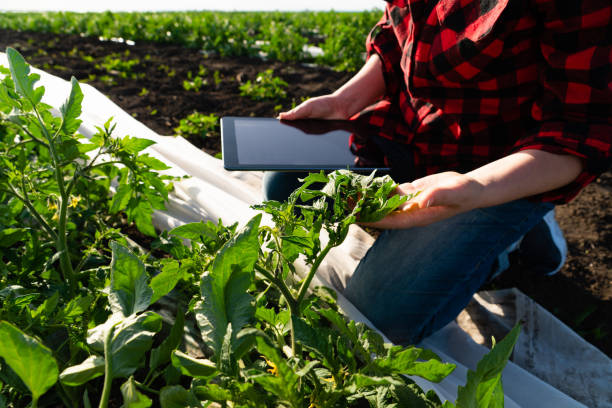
0, 50, 519, 408
239, 69, 288, 101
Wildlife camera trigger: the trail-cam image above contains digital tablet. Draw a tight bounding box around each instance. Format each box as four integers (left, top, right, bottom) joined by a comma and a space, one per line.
221, 116, 391, 172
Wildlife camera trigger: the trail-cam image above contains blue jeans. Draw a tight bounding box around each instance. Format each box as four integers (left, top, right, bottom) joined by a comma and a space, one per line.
262, 171, 553, 345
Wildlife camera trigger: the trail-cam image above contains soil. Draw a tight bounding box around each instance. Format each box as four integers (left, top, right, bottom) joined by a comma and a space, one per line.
1, 29, 610, 357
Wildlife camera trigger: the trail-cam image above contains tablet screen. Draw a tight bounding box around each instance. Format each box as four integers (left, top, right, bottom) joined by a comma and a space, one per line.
221, 117, 389, 172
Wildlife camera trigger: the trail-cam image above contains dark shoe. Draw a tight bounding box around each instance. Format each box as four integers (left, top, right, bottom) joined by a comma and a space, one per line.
518, 209, 567, 276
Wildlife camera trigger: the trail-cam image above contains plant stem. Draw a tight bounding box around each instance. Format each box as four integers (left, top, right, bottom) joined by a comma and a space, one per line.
134, 380, 159, 396
31, 397, 38, 408
99, 326, 114, 408
295, 241, 334, 308
5, 182, 57, 241
254, 264, 297, 311
34, 107, 77, 295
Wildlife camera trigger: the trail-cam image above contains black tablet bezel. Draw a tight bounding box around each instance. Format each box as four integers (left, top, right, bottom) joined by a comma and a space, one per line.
221, 116, 391, 172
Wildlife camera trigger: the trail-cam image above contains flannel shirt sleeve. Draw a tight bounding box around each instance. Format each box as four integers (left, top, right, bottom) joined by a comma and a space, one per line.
511, 0, 612, 203
365, 8, 403, 98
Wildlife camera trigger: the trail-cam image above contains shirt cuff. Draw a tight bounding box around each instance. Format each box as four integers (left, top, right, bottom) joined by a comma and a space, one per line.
365, 15, 403, 98
512, 122, 612, 203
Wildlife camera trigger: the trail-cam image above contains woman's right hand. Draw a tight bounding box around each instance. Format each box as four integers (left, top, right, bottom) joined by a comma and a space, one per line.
278, 94, 348, 120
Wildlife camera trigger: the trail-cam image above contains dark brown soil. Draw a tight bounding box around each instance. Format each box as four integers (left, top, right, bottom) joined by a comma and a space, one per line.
1, 28, 610, 357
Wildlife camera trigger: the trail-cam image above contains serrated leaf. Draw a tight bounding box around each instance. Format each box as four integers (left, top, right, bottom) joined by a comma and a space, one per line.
0, 321, 59, 401
60, 294, 93, 323
137, 154, 170, 170
120, 376, 152, 408
402, 359, 456, 383
6, 48, 42, 104
108, 241, 153, 316
121, 136, 155, 154
59, 355, 105, 386
32, 291, 59, 320
59, 77, 83, 136
133, 200, 156, 237
170, 221, 221, 243
110, 184, 132, 214
170, 350, 217, 379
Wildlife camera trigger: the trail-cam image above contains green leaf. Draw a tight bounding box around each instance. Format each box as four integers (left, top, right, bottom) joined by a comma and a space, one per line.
59, 294, 93, 323
455, 324, 521, 408
120, 376, 152, 408
32, 291, 59, 320
170, 350, 217, 379
370, 346, 455, 382
0, 228, 28, 248
150, 260, 183, 304
149, 308, 185, 373
0, 321, 59, 401
6, 48, 43, 104
59, 355, 105, 386
195, 214, 260, 357
137, 154, 171, 170
110, 312, 163, 379
403, 359, 456, 383
252, 337, 302, 407
121, 136, 155, 154
159, 385, 200, 408
59, 77, 83, 136
389, 383, 438, 408
350, 374, 404, 388
108, 241, 153, 316
133, 200, 156, 237
192, 383, 233, 402
110, 184, 132, 214
170, 221, 221, 242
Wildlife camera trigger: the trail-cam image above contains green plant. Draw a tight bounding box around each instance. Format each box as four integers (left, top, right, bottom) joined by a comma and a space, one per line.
0, 50, 520, 408
97, 52, 143, 79
240, 69, 288, 101
182, 70, 207, 92
174, 111, 219, 139
0, 47, 174, 293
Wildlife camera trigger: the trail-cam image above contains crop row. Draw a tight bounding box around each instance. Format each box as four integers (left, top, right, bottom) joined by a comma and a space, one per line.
0, 11, 381, 71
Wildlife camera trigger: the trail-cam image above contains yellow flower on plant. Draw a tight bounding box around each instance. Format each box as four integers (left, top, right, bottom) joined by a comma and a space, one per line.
262, 356, 278, 376
69, 196, 81, 208
52, 212, 59, 222
322, 376, 335, 385
48, 201, 58, 211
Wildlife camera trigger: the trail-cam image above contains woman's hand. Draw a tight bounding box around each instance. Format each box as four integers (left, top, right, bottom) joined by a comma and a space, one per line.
362, 150, 583, 230
279, 54, 386, 121
361, 172, 485, 229
278, 94, 349, 120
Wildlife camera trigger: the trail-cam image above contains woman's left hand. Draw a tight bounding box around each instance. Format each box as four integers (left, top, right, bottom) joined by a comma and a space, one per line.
361, 171, 484, 229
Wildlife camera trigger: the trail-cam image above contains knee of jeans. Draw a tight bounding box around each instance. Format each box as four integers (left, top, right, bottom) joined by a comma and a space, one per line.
262, 171, 302, 202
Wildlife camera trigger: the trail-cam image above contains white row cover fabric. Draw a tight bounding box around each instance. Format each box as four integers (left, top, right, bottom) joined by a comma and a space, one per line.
2, 52, 610, 407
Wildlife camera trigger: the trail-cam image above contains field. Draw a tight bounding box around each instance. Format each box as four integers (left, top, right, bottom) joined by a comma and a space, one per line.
0, 10, 610, 407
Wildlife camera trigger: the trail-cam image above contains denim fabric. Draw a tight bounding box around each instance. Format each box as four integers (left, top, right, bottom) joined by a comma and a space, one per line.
342, 199, 553, 345
262, 171, 311, 202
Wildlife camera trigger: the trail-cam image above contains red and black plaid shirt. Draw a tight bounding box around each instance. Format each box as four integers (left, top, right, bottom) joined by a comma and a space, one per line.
353, 0, 612, 203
